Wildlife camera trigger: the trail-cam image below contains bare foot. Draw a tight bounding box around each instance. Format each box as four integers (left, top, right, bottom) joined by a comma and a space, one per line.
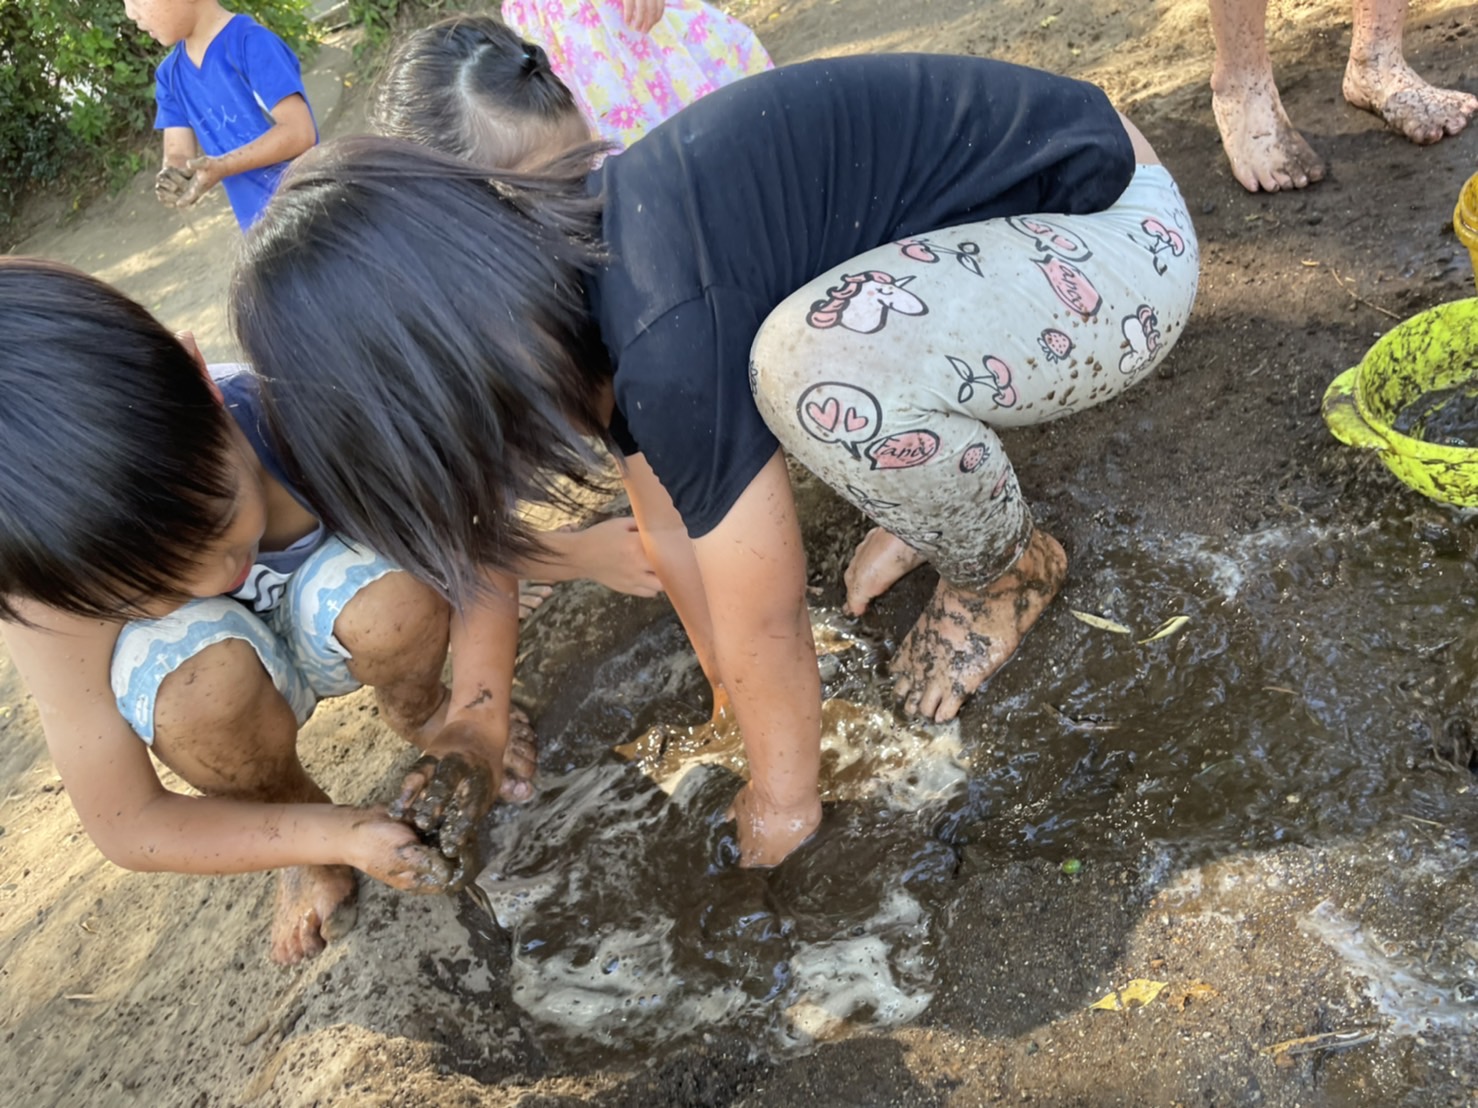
518, 581, 554, 620
1343, 56, 1478, 144
842, 527, 927, 616
891, 529, 1067, 722
270, 864, 358, 965
1211, 71, 1326, 191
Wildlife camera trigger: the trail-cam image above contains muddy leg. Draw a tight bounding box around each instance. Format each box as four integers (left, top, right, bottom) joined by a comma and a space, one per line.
1208, 0, 1326, 191
152, 638, 357, 965
1342, 0, 1478, 144
335, 570, 536, 801
891, 529, 1068, 723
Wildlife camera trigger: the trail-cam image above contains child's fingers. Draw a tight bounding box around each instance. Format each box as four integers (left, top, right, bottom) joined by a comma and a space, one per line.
437, 769, 492, 855
389, 842, 453, 891
388, 756, 437, 821
502, 734, 538, 783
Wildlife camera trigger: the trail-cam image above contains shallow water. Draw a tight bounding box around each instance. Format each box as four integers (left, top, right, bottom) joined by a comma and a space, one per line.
1393, 385, 1478, 447
478, 499, 1478, 1073
475, 618, 968, 1057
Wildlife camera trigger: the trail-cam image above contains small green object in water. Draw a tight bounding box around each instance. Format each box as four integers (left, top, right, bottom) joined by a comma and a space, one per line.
1061, 858, 1083, 876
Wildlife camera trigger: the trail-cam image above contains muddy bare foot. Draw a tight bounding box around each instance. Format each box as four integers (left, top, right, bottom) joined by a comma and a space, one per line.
1343, 57, 1478, 144
270, 864, 358, 965
843, 527, 927, 616
1211, 74, 1326, 191
891, 529, 1067, 722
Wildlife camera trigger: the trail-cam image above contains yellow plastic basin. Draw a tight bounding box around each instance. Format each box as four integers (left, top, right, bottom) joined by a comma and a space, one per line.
1322, 297, 1478, 506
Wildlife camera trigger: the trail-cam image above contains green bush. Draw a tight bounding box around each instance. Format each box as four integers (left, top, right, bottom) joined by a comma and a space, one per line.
0, 0, 315, 237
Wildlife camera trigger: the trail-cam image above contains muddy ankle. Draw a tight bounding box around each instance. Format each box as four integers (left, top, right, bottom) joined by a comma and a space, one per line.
890, 532, 1066, 722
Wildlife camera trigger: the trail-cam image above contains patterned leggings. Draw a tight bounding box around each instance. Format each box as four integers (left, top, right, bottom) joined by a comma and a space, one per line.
750, 164, 1199, 588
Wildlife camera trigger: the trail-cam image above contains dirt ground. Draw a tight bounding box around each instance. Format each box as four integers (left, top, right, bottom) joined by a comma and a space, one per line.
5, 0, 1478, 1105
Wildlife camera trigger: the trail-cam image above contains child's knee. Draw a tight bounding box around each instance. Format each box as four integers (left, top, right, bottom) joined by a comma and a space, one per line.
334, 570, 450, 671
154, 637, 283, 741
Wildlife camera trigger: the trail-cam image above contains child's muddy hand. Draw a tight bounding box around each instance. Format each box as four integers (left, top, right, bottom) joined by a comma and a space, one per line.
389, 746, 495, 888
726, 783, 822, 868
177, 155, 224, 207
154, 165, 194, 207
350, 807, 454, 892
503, 711, 538, 803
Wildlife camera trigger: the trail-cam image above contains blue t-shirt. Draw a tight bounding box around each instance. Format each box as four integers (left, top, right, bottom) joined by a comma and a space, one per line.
153, 14, 316, 229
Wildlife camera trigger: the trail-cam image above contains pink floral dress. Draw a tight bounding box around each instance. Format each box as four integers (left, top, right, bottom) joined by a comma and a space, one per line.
501, 0, 773, 150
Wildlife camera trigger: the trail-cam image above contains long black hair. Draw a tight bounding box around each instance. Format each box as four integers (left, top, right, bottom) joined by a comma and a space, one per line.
373, 14, 592, 169
231, 136, 612, 603
0, 258, 237, 623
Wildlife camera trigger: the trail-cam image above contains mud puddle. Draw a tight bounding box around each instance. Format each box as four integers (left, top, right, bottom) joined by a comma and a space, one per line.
486, 496, 1478, 1082
476, 615, 968, 1062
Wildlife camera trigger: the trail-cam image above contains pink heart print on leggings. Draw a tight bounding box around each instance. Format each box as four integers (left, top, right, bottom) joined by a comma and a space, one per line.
797, 382, 884, 460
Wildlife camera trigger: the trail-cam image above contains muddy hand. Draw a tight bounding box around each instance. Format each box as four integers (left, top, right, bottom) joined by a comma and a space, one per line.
389, 751, 493, 891
176, 155, 224, 207
154, 165, 195, 208
351, 807, 453, 892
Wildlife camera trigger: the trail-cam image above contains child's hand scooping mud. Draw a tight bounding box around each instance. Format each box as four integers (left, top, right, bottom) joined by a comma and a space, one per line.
154, 165, 195, 207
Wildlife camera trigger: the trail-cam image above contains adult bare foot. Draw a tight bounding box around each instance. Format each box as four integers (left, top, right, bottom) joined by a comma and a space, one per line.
891, 529, 1067, 722
842, 527, 927, 616
1211, 73, 1326, 191
1343, 56, 1478, 144
270, 863, 359, 965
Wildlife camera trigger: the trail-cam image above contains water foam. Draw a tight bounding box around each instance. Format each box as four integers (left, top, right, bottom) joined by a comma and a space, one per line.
475, 617, 968, 1052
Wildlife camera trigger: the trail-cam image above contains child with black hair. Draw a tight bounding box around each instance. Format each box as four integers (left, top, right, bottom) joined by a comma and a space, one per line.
498, 0, 770, 152
0, 258, 625, 964
233, 53, 1200, 869
373, 14, 668, 616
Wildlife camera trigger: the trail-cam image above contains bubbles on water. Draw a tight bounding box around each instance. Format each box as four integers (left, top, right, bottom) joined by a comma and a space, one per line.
475, 613, 968, 1056
1301, 899, 1478, 1035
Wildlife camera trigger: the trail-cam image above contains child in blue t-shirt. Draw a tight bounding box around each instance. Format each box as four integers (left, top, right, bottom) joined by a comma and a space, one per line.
126, 0, 318, 229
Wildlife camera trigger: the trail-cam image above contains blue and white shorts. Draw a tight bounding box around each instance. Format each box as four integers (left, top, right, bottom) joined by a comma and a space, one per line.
111, 537, 398, 744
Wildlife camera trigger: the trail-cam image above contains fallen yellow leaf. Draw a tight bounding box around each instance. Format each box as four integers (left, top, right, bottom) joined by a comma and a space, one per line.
1137, 615, 1190, 644
1089, 979, 1168, 1011
1070, 610, 1132, 635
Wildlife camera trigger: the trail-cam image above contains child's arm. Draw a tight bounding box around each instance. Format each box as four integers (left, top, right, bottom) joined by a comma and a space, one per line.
619, 453, 724, 703
3, 610, 451, 890
171, 93, 316, 208
621, 451, 823, 864
155, 128, 199, 207
690, 451, 823, 865
514, 518, 663, 598
388, 567, 525, 885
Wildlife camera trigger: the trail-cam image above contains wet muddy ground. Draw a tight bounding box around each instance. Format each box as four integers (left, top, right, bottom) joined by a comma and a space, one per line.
4, 0, 1478, 1105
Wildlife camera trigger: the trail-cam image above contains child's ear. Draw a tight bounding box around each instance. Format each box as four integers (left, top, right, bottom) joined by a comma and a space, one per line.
176, 330, 224, 404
